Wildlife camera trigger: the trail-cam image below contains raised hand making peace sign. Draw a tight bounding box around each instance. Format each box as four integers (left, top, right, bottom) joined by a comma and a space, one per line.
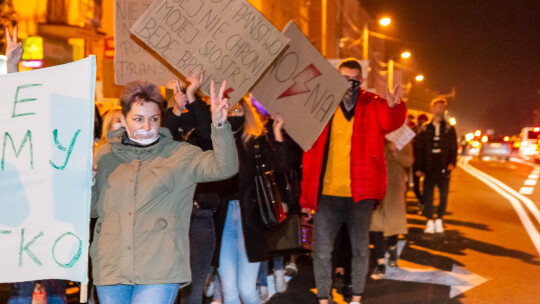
210, 80, 230, 126
5, 26, 23, 73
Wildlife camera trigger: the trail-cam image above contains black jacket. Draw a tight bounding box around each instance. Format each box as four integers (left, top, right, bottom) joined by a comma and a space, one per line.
213, 132, 289, 265
414, 119, 457, 173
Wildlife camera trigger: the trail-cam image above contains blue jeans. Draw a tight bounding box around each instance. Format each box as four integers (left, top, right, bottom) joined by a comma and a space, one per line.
8, 280, 67, 304
178, 207, 216, 304
313, 196, 374, 299
96, 283, 179, 304
218, 200, 260, 304
258, 256, 284, 286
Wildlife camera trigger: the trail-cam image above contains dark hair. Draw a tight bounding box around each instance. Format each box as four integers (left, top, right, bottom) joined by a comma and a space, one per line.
338, 57, 362, 73
120, 81, 166, 116
430, 97, 447, 108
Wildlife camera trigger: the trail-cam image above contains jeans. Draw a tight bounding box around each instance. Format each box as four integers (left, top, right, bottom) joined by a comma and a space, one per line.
96, 283, 179, 304
423, 169, 451, 219
178, 207, 216, 304
313, 196, 374, 299
8, 280, 67, 304
258, 256, 284, 286
218, 200, 260, 304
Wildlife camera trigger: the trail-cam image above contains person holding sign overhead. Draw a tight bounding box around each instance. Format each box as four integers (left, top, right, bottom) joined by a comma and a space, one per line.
300, 58, 406, 304
91, 80, 238, 304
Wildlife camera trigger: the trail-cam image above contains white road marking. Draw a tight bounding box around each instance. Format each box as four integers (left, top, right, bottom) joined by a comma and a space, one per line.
524, 179, 538, 186
459, 157, 540, 255
372, 240, 488, 298
528, 174, 539, 179
520, 187, 534, 194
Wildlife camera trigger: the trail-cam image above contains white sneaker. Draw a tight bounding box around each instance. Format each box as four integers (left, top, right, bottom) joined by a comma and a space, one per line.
435, 219, 444, 233
285, 262, 298, 276
259, 286, 269, 303
274, 269, 287, 292
424, 219, 435, 234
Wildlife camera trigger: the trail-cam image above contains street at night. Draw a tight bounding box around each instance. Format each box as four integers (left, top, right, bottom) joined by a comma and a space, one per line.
2, 0, 540, 303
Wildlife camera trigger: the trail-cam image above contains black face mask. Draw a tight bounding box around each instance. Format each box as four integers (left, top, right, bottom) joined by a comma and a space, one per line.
228, 116, 245, 132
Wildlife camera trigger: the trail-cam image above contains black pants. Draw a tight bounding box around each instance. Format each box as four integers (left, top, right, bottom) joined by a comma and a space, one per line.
370, 232, 398, 261
422, 169, 451, 219
177, 208, 215, 304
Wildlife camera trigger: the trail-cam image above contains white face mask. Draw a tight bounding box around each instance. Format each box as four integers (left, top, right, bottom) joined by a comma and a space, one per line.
122, 116, 160, 146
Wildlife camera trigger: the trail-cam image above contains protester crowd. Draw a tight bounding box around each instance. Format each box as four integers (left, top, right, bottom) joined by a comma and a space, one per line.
4, 26, 457, 304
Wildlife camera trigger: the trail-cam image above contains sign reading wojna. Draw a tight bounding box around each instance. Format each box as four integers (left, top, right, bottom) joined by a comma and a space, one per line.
0, 56, 95, 283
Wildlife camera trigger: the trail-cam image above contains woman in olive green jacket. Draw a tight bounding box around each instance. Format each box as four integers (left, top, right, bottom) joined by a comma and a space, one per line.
90, 80, 238, 304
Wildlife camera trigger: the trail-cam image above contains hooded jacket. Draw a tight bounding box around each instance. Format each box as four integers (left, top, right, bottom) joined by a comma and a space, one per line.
90, 125, 238, 286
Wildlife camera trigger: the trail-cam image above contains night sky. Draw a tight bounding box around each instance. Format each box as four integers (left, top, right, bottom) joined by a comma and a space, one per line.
361, 0, 540, 136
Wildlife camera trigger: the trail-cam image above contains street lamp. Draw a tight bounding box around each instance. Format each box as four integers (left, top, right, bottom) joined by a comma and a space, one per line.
380, 18, 391, 26
363, 18, 392, 61
401, 51, 411, 59
415, 75, 424, 82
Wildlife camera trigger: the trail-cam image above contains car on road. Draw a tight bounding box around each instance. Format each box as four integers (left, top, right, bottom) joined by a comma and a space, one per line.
479, 136, 512, 160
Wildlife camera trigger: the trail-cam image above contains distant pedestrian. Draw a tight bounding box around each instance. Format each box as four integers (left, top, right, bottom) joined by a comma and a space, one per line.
414, 98, 457, 233
370, 140, 414, 276
412, 114, 429, 205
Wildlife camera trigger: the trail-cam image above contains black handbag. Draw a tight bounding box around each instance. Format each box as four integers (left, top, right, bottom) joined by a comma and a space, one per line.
254, 144, 287, 227
267, 213, 313, 254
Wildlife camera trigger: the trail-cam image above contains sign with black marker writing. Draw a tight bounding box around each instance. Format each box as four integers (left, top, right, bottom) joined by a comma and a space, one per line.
115, 0, 177, 85
251, 21, 349, 151
0, 56, 95, 283
130, 0, 289, 104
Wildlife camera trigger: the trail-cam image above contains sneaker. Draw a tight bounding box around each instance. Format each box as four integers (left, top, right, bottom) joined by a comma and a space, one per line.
285, 262, 298, 276
274, 269, 287, 293
424, 219, 435, 234
259, 286, 269, 303
388, 247, 398, 267
435, 219, 444, 233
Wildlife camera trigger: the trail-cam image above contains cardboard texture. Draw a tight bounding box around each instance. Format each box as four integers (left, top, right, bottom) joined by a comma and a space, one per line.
115, 0, 177, 85
251, 21, 349, 151
130, 0, 289, 104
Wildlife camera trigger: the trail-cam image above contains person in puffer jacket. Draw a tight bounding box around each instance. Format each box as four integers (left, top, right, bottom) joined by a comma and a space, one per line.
300, 58, 406, 304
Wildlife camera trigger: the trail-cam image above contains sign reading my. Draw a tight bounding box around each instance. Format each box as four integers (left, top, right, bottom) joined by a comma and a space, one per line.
130, 0, 289, 104
251, 21, 349, 151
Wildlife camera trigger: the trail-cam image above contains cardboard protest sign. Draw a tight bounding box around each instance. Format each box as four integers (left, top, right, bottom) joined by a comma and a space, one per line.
385, 121, 416, 150
130, 0, 288, 104
251, 21, 349, 151
115, 0, 177, 85
0, 56, 95, 283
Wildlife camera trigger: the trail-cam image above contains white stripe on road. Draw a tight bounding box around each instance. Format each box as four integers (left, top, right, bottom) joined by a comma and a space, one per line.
459, 157, 540, 255
520, 187, 534, 195
528, 174, 539, 179
524, 179, 538, 186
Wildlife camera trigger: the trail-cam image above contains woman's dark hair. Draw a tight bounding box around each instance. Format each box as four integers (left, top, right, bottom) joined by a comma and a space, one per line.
120, 81, 166, 116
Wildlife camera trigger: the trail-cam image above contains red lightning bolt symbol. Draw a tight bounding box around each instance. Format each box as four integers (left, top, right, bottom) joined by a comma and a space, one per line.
223, 87, 234, 99
278, 64, 322, 99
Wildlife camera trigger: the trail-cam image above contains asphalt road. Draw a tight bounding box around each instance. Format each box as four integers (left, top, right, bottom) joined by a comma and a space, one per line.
2, 157, 539, 304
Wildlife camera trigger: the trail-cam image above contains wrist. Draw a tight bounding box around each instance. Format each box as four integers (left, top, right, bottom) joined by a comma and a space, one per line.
213, 121, 227, 128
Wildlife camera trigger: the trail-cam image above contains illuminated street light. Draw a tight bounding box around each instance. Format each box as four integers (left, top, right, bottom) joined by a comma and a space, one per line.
465, 133, 475, 142
472, 141, 480, 148
415, 75, 424, 82
503, 136, 510, 142
380, 18, 391, 26
475, 130, 482, 137
481, 135, 488, 143
401, 51, 411, 59
449, 117, 457, 126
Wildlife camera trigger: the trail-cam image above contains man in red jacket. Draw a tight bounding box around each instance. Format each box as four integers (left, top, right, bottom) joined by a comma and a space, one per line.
300, 58, 406, 304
